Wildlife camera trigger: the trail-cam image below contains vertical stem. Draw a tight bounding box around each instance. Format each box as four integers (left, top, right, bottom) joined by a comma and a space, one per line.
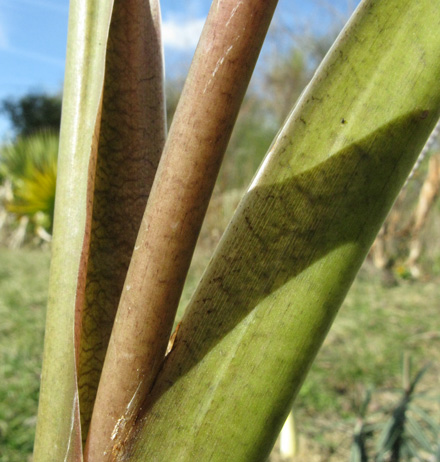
33, 0, 115, 459
77, 0, 165, 441
86, 0, 278, 459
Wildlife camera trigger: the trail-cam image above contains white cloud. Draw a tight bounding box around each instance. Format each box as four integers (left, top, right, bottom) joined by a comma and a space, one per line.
162, 18, 205, 51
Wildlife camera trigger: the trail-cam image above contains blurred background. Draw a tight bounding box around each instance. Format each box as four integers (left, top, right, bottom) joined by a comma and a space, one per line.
1, 1, 439, 461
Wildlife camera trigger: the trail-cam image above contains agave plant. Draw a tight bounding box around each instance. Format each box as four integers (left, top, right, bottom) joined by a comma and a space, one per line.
33, 0, 440, 461
350, 360, 440, 462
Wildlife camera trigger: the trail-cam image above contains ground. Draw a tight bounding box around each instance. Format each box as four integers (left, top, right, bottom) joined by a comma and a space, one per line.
0, 247, 439, 461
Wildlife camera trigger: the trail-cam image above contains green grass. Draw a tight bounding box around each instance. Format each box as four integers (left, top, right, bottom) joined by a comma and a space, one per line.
0, 248, 50, 462
293, 265, 440, 460
1, 240, 439, 461
302, 265, 440, 408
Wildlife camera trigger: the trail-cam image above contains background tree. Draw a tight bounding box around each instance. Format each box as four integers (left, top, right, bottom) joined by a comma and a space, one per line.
1, 92, 62, 138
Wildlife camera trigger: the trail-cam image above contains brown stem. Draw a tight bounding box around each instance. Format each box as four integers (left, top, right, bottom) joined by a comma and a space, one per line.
77, 0, 166, 449
85, 0, 278, 459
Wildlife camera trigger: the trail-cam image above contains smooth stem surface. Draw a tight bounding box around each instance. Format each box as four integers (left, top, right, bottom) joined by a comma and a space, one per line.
86, 1, 278, 459
33, 0, 114, 460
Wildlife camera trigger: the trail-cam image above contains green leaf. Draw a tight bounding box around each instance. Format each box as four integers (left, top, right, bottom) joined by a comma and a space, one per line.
406, 414, 435, 453
2, 131, 58, 231
410, 403, 440, 435
121, 0, 440, 460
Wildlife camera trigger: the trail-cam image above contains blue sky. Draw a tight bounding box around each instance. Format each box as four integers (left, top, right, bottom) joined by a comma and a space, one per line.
0, 0, 359, 138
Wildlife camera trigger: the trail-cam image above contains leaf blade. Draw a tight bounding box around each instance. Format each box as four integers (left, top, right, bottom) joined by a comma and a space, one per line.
124, 0, 440, 460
